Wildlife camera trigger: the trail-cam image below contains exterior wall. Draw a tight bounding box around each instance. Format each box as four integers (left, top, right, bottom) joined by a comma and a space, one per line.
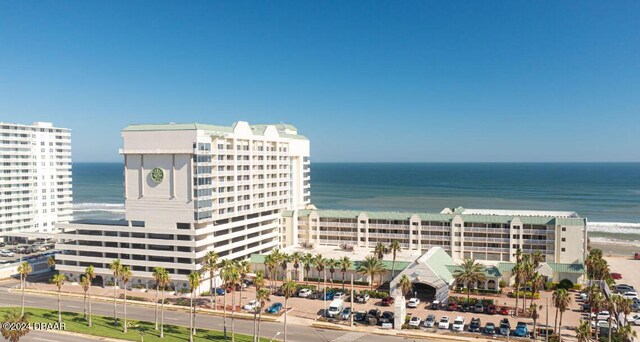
0, 122, 72, 238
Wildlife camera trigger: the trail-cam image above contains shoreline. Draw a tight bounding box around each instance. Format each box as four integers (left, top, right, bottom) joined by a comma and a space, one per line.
591, 241, 639, 258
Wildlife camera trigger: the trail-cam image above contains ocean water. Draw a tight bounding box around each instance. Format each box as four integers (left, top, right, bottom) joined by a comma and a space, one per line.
72, 162, 640, 243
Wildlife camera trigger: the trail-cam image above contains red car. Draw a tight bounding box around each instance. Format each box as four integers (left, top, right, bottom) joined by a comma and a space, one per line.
611, 273, 622, 280
499, 307, 510, 315
487, 305, 497, 314
448, 302, 458, 311
381, 297, 395, 306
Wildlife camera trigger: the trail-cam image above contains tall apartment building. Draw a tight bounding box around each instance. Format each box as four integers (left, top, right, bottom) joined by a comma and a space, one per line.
56, 121, 310, 290
1, 122, 72, 239
285, 206, 587, 264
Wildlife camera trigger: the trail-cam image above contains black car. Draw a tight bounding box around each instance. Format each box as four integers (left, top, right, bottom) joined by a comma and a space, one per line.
469, 318, 482, 332
366, 309, 381, 323
582, 303, 592, 312
354, 311, 367, 322
379, 311, 394, 325
459, 303, 471, 312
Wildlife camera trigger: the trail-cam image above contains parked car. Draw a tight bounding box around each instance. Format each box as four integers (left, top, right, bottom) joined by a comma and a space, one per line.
582, 303, 592, 313
438, 316, 450, 329
499, 307, 510, 315
366, 309, 381, 324
499, 318, 511, 336
356, 293, 370, 303
514, 322, 528, 337
447, 302, 458, 311
423, 314, 436, 328
333, 292, 345, 300
484, 322, 496, 335
266, 302, 283, 314
537, 328, 554, 338
381, 297, 394, 306
610, 272, 622, 280
431, 300, 441, 310
623, 292, 639, 300
340, 307, 352, 320
407, 298, 420, 308
596, 311, 611, 321
408, 316, 422, 327
579, 292, 588, 301
354, 311, 367, 322
452, 316, 465, 332
323, 292, 335, 301
469, 317, 482, 332
0, 242, 5, 247
458, 303, 470, 312
379, 311, 394, 325
298, 288, 312, 298
487, 305, 497, 314
626, 314, 640, 326
474, 302, 484, 313
631, 302, 640, 312
214, 288, 226, 295
243, 300, 260, 311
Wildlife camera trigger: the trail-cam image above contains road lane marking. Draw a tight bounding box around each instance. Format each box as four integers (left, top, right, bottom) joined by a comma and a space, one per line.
331, 332, 366, 342
34, 338, 64, 342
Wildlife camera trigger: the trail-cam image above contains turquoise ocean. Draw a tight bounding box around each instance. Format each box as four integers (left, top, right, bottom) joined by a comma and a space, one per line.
72, 162, 640, 245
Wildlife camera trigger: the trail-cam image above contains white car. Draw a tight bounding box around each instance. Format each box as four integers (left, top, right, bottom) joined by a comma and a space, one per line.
407, 298, 420, 308
408, 316, 422, 327
592, 320, 617, 330
596, 311, 610, 321
438, 316, 450, 329
627, 314, 640, 326
623, 292, 639, 300
579, 293, 588, 301
452, 316, 465, 332
357, 293, 370, 303
423, 314, 436, 328
334, 292, 345, 300
243, 300, 260, 311
298, 288, 312, 298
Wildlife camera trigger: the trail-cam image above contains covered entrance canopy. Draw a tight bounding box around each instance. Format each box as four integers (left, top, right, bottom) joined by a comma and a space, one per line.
389, 247, 455, 303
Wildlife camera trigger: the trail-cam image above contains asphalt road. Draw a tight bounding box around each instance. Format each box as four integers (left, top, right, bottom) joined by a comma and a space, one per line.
0, 279, 413, 342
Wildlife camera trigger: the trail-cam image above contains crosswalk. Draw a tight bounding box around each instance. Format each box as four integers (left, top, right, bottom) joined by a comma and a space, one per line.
331, 332, 366, 342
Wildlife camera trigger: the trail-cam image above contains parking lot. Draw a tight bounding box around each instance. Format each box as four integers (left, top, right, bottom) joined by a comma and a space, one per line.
0, 240, 57, 263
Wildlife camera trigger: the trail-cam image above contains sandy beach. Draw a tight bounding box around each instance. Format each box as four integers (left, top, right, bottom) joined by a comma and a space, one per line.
592, 241, 640, 258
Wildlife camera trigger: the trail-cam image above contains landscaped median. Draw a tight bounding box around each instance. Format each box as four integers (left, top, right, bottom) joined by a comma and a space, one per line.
0, 307, 268, 342
11, 287, 278, 322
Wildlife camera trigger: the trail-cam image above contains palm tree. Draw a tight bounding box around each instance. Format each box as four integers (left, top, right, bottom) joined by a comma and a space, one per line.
619, 323, 638, 342
575, 319, 591, 342
553, 288, 570, 336
290, 252, 302, 281
219, 259, 235, 340
238, 260, 251, 310
520, 254, 533, 312
254, 288, 270, 342
302, 253, 313, 285
85, 265, 95, 327
590, 291, 605, 337
327, 258, 338, 285
339, 256, 352, 291
222, 262, 240, 342
188, 272, 202, 342
313, 254, 326, 292
156, 268, 170, 338
453, 259, 487, 302
51, 273, 66, 323
109, 258, 123, 325
120, 266, 132, 333
512, 262, 522, 316
152, 267, 163, 331
530, 303, 541, 339
389, 240, 401, 279
374, 242, 385, 260
398, 274, 413, 297
531, 272, 544, 300
270, 249, 283, 282
357, 256, 385, 290
254, 271, 265, 292
17, 261, 32, 317
81, 275, 90, 319
531, 250, 544, 268
203, 251, 219, 311
1, 309, 30, 342
281, 280, 297, 342
264, 254, 277, 292
279, 253, 289, 282
47, 256, 56, 271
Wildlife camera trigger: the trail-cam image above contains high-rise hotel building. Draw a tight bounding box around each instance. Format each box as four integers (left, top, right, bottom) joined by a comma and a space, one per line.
56, 122, 310, 289
1, 122, 72, 238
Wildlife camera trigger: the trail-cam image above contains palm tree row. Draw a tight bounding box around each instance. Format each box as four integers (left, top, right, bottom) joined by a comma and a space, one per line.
512, 249, 545, 316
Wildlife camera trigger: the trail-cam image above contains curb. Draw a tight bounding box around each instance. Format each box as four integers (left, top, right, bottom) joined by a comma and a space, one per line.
48, 329, 130, 342
12, 288, 278, 322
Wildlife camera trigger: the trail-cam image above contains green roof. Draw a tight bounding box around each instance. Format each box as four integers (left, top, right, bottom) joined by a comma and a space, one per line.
248, 253, 410, 271
446, 265, 502, 278
295, 209, 584, 226
497, 262, 516, 273
547, 262, 585, 274
281, 210, 295, 218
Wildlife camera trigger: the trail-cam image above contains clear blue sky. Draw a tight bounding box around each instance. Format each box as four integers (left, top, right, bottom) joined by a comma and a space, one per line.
1, 1, 639, 162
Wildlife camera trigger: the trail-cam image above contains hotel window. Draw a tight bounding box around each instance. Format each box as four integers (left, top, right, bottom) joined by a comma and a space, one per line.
562, 227, 566, 232
561, 238, 566, 242
561, 248, 566, 252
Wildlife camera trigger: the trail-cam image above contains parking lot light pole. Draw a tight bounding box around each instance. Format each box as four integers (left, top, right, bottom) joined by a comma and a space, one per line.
545, 296, 549, 342
350, 274, 354, 327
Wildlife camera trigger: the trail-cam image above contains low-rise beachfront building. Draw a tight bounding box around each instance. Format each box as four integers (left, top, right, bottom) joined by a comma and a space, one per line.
284, 206, 588, 264
55, 121, 310, 291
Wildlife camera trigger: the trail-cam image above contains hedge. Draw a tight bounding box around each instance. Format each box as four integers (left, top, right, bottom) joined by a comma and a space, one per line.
448, 296, 494, 306
507, 291, 541, 299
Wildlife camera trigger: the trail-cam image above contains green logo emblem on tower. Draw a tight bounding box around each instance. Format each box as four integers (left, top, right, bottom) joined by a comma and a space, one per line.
151, 167, 164, 183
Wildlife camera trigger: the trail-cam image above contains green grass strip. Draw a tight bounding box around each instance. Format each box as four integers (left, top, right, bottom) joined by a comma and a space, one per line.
0, 307, 268, 342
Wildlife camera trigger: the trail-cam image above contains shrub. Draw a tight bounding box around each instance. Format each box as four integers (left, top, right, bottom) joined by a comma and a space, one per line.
557, 279, 574, 290
132, 284, 146, 289
499, 280, 506, 288
544, 282, 555, 291
105, 280, 115, 286
572, 284, 582, 291
177, 288, 191, 294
